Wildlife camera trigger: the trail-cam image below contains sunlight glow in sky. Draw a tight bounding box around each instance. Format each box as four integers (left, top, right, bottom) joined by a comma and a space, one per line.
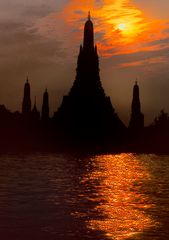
48, 0, 169, 60
0, 0, 169, 125
117, 23, 126, 31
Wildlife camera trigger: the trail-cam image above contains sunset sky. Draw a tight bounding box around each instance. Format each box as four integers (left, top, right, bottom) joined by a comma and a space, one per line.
0, 0, 169, 125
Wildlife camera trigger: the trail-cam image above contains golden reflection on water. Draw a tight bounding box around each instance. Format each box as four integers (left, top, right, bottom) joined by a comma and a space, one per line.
80, 153, 157, 240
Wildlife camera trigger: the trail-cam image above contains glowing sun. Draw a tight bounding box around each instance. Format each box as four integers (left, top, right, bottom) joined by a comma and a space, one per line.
118, 23, 126, 31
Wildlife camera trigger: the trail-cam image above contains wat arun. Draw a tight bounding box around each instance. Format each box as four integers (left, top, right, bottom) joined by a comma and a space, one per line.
54, 13, 126, 143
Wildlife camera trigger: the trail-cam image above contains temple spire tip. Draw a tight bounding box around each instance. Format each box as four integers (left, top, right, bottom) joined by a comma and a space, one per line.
88, 11, 91, 21
135, 78, 138, 85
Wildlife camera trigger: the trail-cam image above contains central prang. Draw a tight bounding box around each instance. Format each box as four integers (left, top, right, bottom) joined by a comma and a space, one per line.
54, 13, 126, 142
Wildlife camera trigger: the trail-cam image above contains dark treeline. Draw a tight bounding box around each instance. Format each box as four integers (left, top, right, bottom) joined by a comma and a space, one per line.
0, 13, 169, 153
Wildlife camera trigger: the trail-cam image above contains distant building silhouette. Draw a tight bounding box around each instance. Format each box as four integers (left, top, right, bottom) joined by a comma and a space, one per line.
32, 97, 40, 123
54, 12, 125, 140
129, 82, 144, 131
152, 110, 169, 130
41, 89, 49, 122
22, 77, 31, 117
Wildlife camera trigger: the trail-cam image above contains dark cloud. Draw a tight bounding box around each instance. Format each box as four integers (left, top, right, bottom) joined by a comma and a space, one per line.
0, 16, 69, 114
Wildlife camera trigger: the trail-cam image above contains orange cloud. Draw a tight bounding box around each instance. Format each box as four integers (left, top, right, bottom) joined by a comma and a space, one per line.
119, 56, 167, 68
36, 0, 169, 66
58, 0, 169, 56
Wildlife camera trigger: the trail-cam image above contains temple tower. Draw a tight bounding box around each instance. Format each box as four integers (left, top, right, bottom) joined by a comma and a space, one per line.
83, 11, 94, 51
69, 12, 104, 99
41, 89, 49, 122
55, 13, 125, 141
22, 77, 31, 116
32, 97, 40, 122
129, 81, 144, 131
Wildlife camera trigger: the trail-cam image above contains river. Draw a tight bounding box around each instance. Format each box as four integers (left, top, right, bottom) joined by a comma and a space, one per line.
0, 153, 169, 240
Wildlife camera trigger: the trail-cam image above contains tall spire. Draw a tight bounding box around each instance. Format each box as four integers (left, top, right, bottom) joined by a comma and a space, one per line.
88, 11, 91, 21
135, 77, 138, 86
129, 81, 144, 130
70, 11, 103, 97
41, 88, 49, 122
83, 11, 94, 51
22, 77, 31, 116
32, 96, 40, 122
55, 13, 126, 141
132, 81, 140, 113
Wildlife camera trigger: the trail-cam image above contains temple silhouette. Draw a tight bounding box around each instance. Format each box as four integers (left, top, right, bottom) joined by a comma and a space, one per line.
129, 81, 144, 131
0, 13, 168, 153
22, 77, 31, 118
42, 89, 49, 123
54, 12, 125, 143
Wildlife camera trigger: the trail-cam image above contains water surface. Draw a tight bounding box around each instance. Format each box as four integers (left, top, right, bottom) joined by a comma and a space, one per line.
0, 153, 169, 240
